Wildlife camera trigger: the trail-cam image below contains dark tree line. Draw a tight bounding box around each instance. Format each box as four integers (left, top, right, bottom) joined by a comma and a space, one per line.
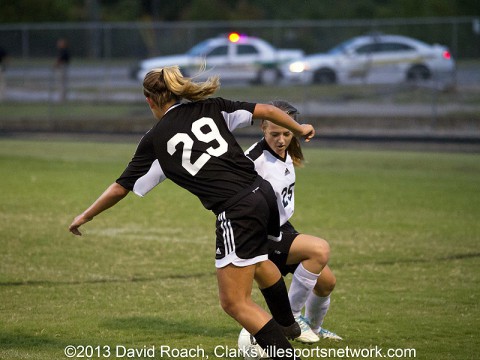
1, 0, 478, 23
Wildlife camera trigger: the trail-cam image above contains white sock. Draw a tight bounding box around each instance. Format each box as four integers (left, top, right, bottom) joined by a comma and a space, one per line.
288, 263, 320, 317
305, 293, 331, 333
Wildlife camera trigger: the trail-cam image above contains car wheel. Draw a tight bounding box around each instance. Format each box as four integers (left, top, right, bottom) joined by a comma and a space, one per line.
407, 65, 431, 81
313, 68, 336, 84
256, 68, 280, 85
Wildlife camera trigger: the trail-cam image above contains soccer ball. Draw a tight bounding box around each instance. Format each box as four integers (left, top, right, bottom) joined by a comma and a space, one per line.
238, 328, 269, 360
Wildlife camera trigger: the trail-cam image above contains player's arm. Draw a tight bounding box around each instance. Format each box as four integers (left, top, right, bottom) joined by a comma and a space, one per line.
68, 182, 129, 236
253, 103, 315, 142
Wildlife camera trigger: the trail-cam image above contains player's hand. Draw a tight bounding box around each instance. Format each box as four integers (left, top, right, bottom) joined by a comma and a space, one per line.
69, 214, 92, 236
298, 124, 315, 142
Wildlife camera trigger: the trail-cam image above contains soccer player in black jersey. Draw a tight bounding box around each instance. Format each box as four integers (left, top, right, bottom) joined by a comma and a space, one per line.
69, 66, 314, 359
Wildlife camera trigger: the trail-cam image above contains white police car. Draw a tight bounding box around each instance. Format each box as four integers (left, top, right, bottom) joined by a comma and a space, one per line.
130, 33, 304, 85
282, 34, 455, 85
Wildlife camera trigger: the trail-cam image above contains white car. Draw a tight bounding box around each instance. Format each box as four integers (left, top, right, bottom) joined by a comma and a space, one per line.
282, 34, 455, 85
130, 33, 304, 85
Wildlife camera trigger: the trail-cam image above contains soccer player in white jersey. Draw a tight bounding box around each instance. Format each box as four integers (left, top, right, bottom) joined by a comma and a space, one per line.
69, 66, 317, 359
245, 100, 342, 343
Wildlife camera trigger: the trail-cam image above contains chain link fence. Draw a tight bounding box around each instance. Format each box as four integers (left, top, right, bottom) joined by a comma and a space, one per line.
1, 17, 479, 59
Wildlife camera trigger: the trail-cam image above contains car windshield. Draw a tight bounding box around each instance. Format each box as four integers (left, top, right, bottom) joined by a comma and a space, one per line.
327, 38, 357, 55
187, 40, 212, 56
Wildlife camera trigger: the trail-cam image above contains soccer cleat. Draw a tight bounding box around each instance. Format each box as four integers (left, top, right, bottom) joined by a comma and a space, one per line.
280, 321, 301, 340
318, 327, 343, 341
294, 315, 320, 343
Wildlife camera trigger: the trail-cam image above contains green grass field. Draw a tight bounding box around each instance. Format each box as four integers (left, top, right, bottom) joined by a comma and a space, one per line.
0, 138, 479, 360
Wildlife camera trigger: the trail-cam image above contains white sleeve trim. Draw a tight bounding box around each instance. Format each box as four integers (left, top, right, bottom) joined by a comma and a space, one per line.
222, 109, 253, 131
132, 159, 166, 197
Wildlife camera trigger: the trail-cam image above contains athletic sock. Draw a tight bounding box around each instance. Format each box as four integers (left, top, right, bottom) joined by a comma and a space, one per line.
260, 277, 295, 327
289, 263, 320, 317
305, 293, 331, 333
254, 318, 301, 360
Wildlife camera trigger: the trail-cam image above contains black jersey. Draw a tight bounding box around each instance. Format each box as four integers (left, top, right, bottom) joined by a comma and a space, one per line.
116, 97, 259, 211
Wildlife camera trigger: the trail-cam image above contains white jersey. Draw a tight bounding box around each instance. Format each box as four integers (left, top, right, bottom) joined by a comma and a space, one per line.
245, 139, 295, 226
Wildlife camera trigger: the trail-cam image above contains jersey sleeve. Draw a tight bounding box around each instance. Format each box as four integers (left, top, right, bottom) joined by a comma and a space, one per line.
116, 132, 167, 197
217, 97, 256, 132
244, 141, 267, 177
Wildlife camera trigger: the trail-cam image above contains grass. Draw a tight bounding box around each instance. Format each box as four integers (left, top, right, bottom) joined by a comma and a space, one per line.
0, 138, 479, 359
0, 103, 149, 120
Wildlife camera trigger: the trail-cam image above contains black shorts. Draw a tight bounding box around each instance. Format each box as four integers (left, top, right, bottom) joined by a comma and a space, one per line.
215, 178, 280, 268
269, 221, 300, 276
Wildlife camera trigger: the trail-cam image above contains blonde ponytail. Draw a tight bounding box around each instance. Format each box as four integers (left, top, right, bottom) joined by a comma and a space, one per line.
143, 65, 220, 108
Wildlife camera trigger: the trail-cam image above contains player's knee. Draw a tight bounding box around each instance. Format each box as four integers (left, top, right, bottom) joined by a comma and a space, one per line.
219, 295, 243, 318
315, 276, 336, 297
322, 276, 336, 295
311, 238, 330, 266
